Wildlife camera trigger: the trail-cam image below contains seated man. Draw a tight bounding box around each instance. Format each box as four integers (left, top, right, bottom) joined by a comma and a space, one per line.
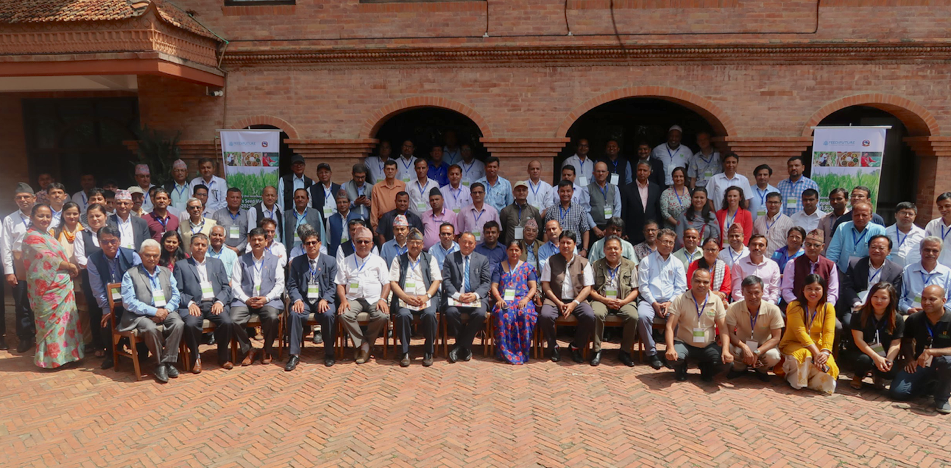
86, 225, 141, 370
381, 215, 411, 267
890, 285, 951, 414
119, 239, 184, 383
208, 225, 239, 275
474, 220, 506, 265
335, 218, 379, 264
442, 232, 491, 363
632, 221, 659, 262
664, 269, 733, 382
717, 223, 749, 268
781, 229, 839, 312
840, 234, 903, 314
588, 235, 639, 367
286, 228, 337, 370
726, 275, 784, 380
900, 236, 951, 315
173, 233, 234, 372
230, 227, 285, 366
249, 217, 288, 268
588, 217, 636, 264
637, 228, 687, 369
429, 222, 459, 270
335, 226, 391, 364
390, 228, 442, 367
672, 227, 702, 270
539, 231, 596, 363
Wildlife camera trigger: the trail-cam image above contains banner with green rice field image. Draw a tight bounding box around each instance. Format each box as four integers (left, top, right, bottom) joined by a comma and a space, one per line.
811, 127, 887, 213
219, 129, 281, 209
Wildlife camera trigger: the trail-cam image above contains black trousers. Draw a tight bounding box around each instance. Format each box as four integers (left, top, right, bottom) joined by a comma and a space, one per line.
672, 342, 724, 375
179, 302, 234, 364
396, 304, 437, 354
444, 303, 487, 351
288, 300, 336, 357
80, 270, 105, 351
13, 280, 34, 339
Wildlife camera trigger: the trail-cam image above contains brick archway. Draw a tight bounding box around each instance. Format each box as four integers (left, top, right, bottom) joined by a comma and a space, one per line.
556, 86, 736, 138
360, 97, 493, 139
802, 94, 938, 137
232, 115, 300, 139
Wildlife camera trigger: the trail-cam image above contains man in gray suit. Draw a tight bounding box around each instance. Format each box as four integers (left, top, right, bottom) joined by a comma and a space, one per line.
286, 228, 338, 370
119, 239, 185, 383
839, 234, 904, 338
174, 233, 234, 373
442, 232, 492, 363
284, 188, 324, 250
231, 227, 286, 366
343, 163, 374, 220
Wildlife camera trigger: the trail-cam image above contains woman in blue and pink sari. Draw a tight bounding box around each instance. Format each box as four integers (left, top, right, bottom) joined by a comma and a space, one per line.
491, 241, 538, 364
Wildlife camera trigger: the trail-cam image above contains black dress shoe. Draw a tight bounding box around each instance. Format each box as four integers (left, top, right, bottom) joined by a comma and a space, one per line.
648, 355, 664, 370
590, 350, 602, 366
16, 338, 34, 353
166, 364, 180, 379
570, 346, 584, 364
324, 356, 335, 367
618, 352, 635, 367
101, 358, 114, 369
448, 347, 460, 363
312, 331, 323, 344
207, 334, 216, 346
422, 353, 434, 367
727, 368, 745, 380
674, 366, 687, 382
550, 346, 561, 362
699, 363, 714, 382
464, 348, 472, 361
285, 355, 300, 371
154, 364, 169, 383
400, 353, 411, 367
0, 336, 7, 350
755, 371, 770, 382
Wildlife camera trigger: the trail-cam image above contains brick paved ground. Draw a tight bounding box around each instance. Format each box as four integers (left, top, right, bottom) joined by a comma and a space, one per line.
1, 313, 949, 468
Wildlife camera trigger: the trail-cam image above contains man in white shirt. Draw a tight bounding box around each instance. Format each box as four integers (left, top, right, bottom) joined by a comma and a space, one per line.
562, 138, 595, 184
189, 158, 228, 213
789, 189, 826, 234
539, 231, 596, 364
651, 125, 693, 186
2, 182, 37, 351
748, 164, 779, 221
407, 159, 440, 216
133, 164, 155, 213
395, 140, 418, 184
336, 226, 392, 363
706, 153, 753, 212
887, 201, 926, 267
230, 228, 285, 366
364, 140, 391, 185
441, 165, 472, 215
924, 192, 951, 267
731, 234, 781, 304
753, 192, 795, 259
526, 159, 553, 211
719, 224, 750, 268
637, 228, 687, 370
457, 144, 485, 187
72, 173, 96, 211
687, 131, 721, 189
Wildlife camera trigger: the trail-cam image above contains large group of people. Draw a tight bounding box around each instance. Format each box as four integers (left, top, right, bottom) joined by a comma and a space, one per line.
4, 127, 951, 414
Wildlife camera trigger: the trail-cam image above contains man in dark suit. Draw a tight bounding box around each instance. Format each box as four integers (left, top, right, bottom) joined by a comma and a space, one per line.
108, 189, 150, 251
309, 162, 343, 220
840, 234, 904, 330
622, 160, 663, 244
174, 233, 235, 373
284, 188, 325, 250
442, 232, 492, 363
635, 141, 667, 189
286, 228, 338, 370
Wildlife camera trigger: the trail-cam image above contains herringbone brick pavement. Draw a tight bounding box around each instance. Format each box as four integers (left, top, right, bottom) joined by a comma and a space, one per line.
1, 328, 948, 467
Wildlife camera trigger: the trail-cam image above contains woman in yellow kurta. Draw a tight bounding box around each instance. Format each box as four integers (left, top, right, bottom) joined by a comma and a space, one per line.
780, 274, 839, 394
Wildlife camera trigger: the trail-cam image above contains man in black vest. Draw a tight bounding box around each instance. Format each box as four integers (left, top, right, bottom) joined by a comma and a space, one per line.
174, 233, 235, 372
310, 162, 342, 220
539, 231, 596, 363
390, 228, 442, 367
248, 185, 283, 241
279, 154, 315, 213
86, 225, 142, 369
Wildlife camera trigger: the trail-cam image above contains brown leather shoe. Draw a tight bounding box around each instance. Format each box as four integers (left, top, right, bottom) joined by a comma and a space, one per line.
191, 359, 202, 374
355, 348, 368, 364
262, 354, 272, 365
221, 361, 234, 370
241, 348, 257, 366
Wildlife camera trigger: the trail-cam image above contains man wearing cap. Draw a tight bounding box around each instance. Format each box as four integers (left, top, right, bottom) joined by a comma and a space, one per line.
376, 191, 423, 246
189, 158, 228, 213
133, 164, 156, 212
390, 227, 442, 367
108, 189, 151, 251
381, 215, 412, 267
309, 163, 342, 222
128, 186, 146, 217
278, 154, 315, 213
500, 180, 543, 246
72, 173, 96, 212
408, 159, 441, 216
165, 159, 191, 211
422, 188, 457, 251
212, 188, 250, 254
651, 126, 693, 186
336, 226, 391, 364
1, 183, 37, 351
343, 163, 374, 220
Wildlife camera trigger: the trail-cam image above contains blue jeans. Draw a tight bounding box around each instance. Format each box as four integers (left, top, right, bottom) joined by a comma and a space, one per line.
889, 356, 951, 404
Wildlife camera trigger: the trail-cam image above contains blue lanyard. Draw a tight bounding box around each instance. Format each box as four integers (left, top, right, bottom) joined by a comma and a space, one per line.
805, 306, 818, 329
462, 162, 474, 177
852, 227, 868, 248
174, 184, 188, 199
145, 268, 162, 295
599, 184, 608, 201
674, 187, 687, 207
921, 270, 938, 286
897, 230, 908, 249
693, 293, 709, 320
397, 244, 408, 256
400, 157, 413, 172
756, 188, 769, 207
868, 265, 883, 284
559, 205, 569, 223
153, 213, 168, 231
474, 208, 485, 224
252, 258, 264, 277
942, 223, 951, 241
450, 187, 461, 203
190, 220, 204, 234
698, 151, 714, 166
610, 159, 619, 172
529, 180, 541, 197
666, 146, 676, 164
353, 255, 368, 272
295, 209, 308, 225
608, 265, 619, 284
308, 260, 319, 282
749, 306, 760, 333
408, 255, 421, 273
765, 215, 776, 233
726, 209, 739, 229
229, 211, 240, 222
18, 213, 29, 229
416, 181, 426, 198
730, 248, 743, 265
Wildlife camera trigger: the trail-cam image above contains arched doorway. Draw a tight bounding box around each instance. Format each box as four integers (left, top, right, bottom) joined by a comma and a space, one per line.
559, 97, 724, 183
809, 106, 919, 224
372, 107, 486, 161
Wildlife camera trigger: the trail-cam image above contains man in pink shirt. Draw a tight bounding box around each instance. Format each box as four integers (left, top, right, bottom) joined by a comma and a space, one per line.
422, 188, 456, 250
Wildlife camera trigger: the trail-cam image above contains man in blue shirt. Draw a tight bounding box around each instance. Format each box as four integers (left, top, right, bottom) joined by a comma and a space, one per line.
474, 221, 506, 265
637, 228, 687, 370
777, 156, 819, 216
826, 202, 886, 271
426, 146, 450, 187
475, 157, 513, 213
429, 222, 459, 269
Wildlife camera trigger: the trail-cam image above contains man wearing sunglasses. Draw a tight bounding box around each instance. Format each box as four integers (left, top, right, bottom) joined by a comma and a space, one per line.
286, 229, 338, 370
335, 227, 391, 364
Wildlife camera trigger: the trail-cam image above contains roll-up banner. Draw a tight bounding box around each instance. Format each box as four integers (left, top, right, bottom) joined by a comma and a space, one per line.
219, 129, 280, 209
811, 126, 888, 213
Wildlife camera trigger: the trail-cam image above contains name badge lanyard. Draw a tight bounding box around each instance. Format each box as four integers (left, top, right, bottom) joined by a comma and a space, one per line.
191, 219, 205, 234
229, 211, 241, 228
559, 205, 570, 225
407, 256, 422, 291
765, 215, 776, 235
897, 230, 908, 250
852, 228, 868, 250
400, 158, 414, 178
175, 184, 188, 201
252, 259, 264, 291
868, 266, 883, 285
756, 188, 769, 211
805, 306, 819, 330
942, 223, 951, 243
295, 209, 308, 228
154, 213, 169, 233
693, 293, 710, 321
462, 162, 474, 180
749, 307, 760, 340
731, 248, 743, 265
674, 187, 687, 208
146, 268, 163, 305
921, 270, 937, 288
308, 261, 320, 285
607, 265, 619, 293
870, 315, 887, 345
529, 180, 542, 202
474, 208, 486, 226
725, 209, 739, 232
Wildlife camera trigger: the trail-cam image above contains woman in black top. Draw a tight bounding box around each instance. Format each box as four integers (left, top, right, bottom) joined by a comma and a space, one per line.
849, 282, 904, 389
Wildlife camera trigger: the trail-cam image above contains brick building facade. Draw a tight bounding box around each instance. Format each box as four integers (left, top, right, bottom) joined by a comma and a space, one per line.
2, 0, 950, 221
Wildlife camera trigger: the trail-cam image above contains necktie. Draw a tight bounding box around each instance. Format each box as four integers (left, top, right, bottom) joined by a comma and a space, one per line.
463, 256, 470, 293
309, 260, 317, 282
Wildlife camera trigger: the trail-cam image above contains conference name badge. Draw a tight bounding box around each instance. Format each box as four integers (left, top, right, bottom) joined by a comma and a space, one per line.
610, 174, 619, 185
604, 206, 613, 218
692, 327, 705, 343
514, 227, 523, 240
229, 225, 240, 239
307, 284, 320, 300
605, 288, 618, 300
153, 290, 167, 308
200, 281, 214, 301
503, 289, 516, 301
745, 340, 759, 353
349, 281, 360, 292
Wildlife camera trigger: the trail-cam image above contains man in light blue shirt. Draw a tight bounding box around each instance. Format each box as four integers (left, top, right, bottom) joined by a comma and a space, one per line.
776, 156, 819, 217
538, 219, 577, 271
748, 164, 779, 221
825, 202, 885, 271
475, 156, 513, 213
900, 237, 951, 314
429, 222, 460, 270
637, 228, 687, 370
381, 215, 411, 267
207, 225, 239, 276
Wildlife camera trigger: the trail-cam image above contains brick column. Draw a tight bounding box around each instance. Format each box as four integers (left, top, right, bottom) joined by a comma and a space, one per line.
905, 137, 951, 223
286, 139, 379, 180
715, 137, 812, 185
480, 138, 571, 183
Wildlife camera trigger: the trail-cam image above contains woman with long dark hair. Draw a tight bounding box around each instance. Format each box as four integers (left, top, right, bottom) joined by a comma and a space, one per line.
675, 187, 719, 248
780, 274, 839, 394
848, 282, 903, 389
158, 231, 188, 272
716, 186, 753, 247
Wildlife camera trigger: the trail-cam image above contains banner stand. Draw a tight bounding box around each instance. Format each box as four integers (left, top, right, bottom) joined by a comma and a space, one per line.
218, 129, 281, 209
811, 126, 889, 213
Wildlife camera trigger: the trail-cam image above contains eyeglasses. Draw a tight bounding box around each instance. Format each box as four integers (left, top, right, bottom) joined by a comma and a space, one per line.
187, 205, 202, 210
303, 241, 319, 246
805, 242, 823, 248
354, 240, 372, 245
